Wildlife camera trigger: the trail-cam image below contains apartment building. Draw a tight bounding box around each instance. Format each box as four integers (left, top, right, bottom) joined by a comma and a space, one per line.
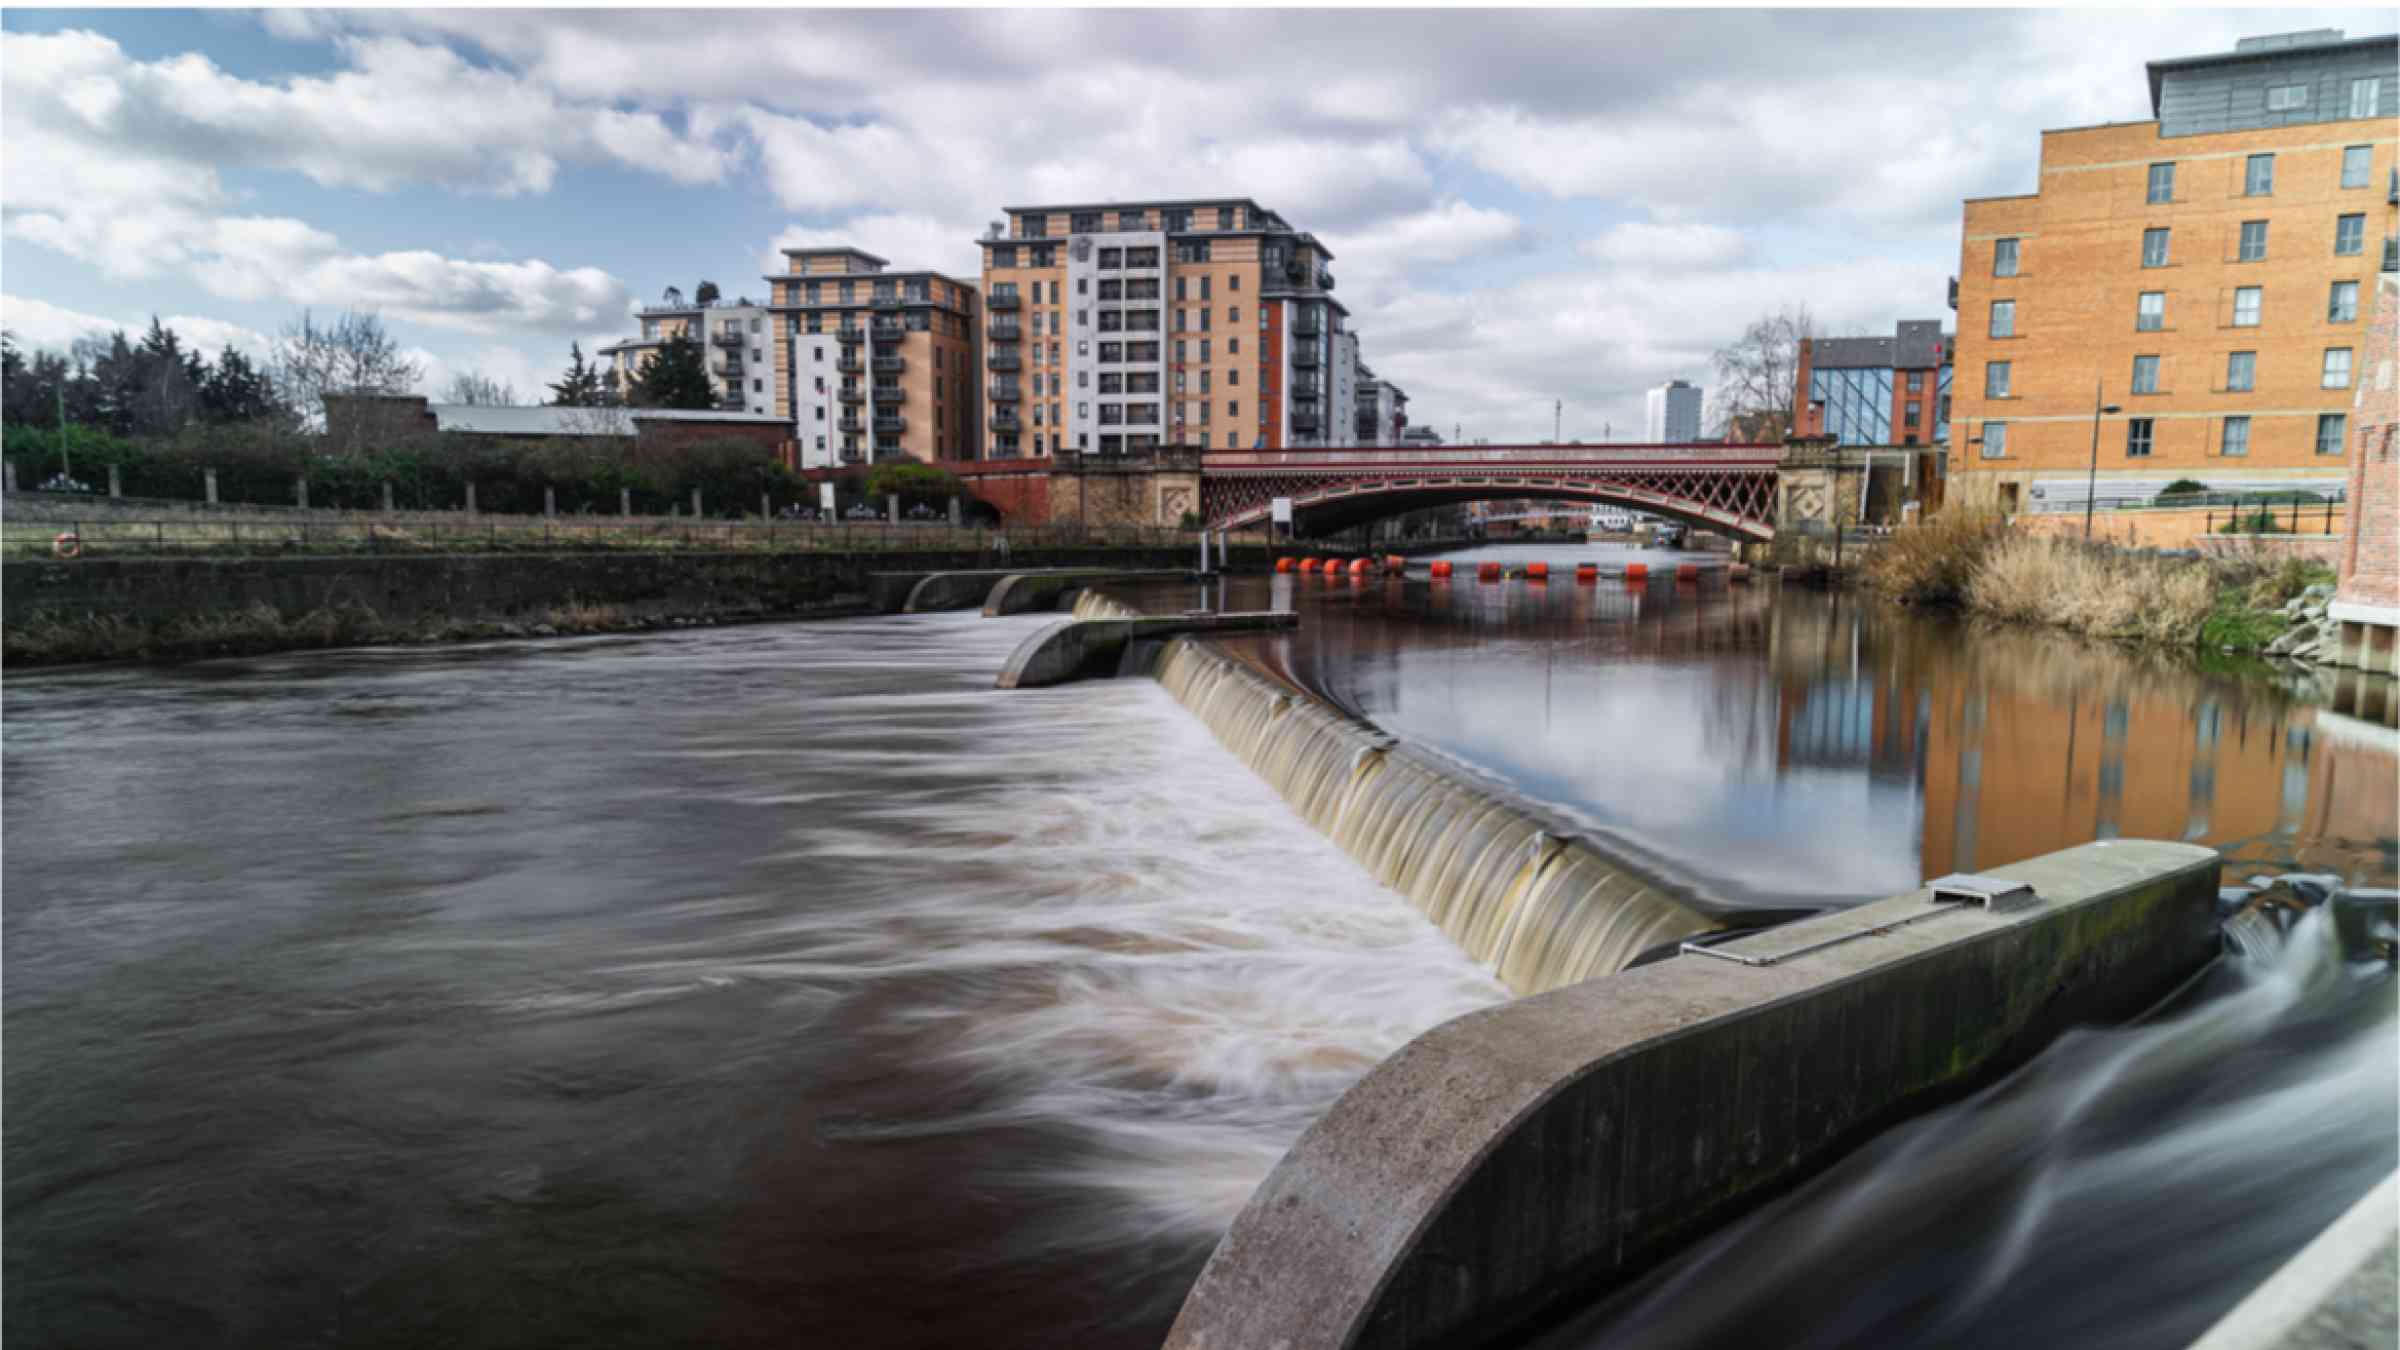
1644, 380, 1704, 442
1794, 320, 1955, 446
1351, 353, 1411, 447
599, 291, 777, 416
974, 197, 1351, 457
765, 246, 981, 469
1950, 29, 2397, 512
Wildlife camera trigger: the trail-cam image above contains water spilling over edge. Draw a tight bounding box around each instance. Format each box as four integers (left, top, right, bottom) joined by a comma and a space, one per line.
1073, 589, 1717, 993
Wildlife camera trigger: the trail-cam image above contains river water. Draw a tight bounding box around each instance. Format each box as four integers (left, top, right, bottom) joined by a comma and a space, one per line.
5, 541, 2393, 1348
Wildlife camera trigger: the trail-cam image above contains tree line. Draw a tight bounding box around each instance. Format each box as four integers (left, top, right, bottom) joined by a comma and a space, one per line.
2, 310, 778, 511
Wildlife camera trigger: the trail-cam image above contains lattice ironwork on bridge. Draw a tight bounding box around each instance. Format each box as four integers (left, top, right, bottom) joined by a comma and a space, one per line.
1200, 444, 1782, 539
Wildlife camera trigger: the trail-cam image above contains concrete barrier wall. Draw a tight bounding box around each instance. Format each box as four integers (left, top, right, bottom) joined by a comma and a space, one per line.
1166, 839, 2224, 1350
4, 547, 1200, 631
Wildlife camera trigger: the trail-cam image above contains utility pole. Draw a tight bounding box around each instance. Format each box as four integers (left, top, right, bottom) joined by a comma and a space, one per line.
58, 381, 69, 488
1554, 399, 1561, 444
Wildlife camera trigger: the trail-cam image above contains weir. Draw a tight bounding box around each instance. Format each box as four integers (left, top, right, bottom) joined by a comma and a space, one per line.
1070, 590, 1717, 993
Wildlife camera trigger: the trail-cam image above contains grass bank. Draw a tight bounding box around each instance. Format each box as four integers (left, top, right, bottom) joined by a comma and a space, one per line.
1863, 511, 2332, 654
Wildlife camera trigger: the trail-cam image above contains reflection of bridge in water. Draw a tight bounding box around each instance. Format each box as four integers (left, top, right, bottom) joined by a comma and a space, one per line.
1200, 443, 1781, 538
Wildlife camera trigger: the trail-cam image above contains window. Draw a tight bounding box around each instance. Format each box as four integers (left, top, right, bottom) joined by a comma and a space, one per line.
1228, 337, 1239, 355
1200, 339, 1210, 362
1200, 276, 1212, 300
1217, 206, 1235, 230
1993, 237, 2019, 276
2125, 418, 2153, 457
2316, 413, 2347, 456
2323, 347, 2353, 389
2342, 145, 2373, 189
2331, 280, 2360, 322
1907, 370, 1925, 393
2265, 83, 2308, 111
752, 379, 763, 393
1229, 275, 1239, 292
1228, 400, 1239, 417
2350, 77, 2382, 119
2244, 154, 2273, 196
1229, 306, 1240, 323
2137, 291, 2166, 331
2147, 162, 2175, 203
2142, 227, 2170, 267
1981, 421, 2007, 459
1985, 361, 2011, 397
2335, 214, 2365, 256
2237, 220, 2268, 261
2232, 287, 2261, 327
1905, 401, 1921, 423
1988, 300, 2015, 338
2222, 416, 2251, 457
2131, 355, 2160, 394
1228, 369, 1238, 386
2226, 351, 2256, 391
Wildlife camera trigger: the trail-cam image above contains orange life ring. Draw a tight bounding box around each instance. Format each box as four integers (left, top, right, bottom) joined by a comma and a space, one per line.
52, 531, 81, 560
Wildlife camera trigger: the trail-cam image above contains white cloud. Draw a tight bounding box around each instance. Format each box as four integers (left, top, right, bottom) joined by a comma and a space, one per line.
1580, 222, 1750, 271
765, 213, 984, 283
1, 293, 272, 360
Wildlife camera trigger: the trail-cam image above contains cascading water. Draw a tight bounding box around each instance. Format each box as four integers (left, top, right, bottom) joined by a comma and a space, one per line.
1075, 584, 1717, 993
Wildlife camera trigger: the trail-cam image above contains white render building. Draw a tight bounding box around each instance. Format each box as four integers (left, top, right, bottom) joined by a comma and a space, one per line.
1644, 379, 1703, 442
599, 292, 777, 417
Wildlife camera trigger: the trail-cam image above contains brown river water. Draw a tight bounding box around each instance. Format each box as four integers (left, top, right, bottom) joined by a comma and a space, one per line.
5, 541, 2391, 1348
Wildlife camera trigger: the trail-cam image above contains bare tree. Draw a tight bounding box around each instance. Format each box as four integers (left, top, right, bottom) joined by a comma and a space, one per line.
442, 372, 521, 406
1707, 304, 1815, 440
275, 310, 424, 435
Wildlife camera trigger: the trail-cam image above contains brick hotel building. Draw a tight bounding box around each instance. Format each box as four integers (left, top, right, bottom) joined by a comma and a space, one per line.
1949, 29, 2397, 512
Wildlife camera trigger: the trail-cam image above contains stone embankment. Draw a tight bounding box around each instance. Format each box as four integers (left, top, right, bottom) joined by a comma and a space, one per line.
1, 545, 1215, 666
2262, 583, 2345, 664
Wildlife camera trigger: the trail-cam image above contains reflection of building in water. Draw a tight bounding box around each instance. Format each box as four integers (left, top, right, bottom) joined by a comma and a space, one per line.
1767, 592, 2366, 879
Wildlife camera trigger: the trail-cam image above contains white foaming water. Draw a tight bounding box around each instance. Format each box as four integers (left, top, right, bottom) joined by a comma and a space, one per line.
1544, 906, 2398, 1350
636, 611, 1511, 1247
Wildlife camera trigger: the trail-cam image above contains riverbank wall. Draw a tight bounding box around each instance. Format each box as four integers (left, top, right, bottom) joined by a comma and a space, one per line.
1, 544, 1232, 665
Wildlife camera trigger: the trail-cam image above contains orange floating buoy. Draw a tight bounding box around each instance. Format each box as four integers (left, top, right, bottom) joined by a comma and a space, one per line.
1349, 557, 1371, 575
1575, 563, 1599, 583
1299, 558, 1320, 573
1730, 563, 1752, 583
1275, 556, 1295, 573
1526, 561, 1549, 580
1676, 562, 1700, 582
1430, 560, 1454, 578
1386, 555, 1406, 573
1624, 562, 1649, 581
1477, 561, 1502, 582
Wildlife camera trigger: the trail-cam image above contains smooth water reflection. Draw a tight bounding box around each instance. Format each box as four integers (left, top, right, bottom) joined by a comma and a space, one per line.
1158, 541, 2397, 911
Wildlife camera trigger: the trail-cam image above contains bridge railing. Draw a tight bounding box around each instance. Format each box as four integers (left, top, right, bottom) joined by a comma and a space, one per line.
1204, 444, 1781, 468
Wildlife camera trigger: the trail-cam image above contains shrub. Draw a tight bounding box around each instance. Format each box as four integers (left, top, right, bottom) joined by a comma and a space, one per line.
1965, 534, 2224, 644
1862, 509, 2007, 605
2159, 478, 2209, 497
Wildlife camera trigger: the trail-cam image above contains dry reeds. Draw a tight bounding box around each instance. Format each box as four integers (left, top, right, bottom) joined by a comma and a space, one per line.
1862, 509, 2008, 604
1964, 534, 2219, 644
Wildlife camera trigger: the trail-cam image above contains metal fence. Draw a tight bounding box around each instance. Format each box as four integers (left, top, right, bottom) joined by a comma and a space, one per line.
8, 515, 1223, 561
2022, 482, 2349, 514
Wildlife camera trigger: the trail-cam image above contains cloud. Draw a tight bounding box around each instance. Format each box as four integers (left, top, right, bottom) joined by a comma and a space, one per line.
766, 213, 984, 283
1580, 222, 1750, 271
1, 293, 272, 360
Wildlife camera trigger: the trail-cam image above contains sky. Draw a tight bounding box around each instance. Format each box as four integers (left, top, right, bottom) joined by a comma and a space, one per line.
4, 5, 2393, 443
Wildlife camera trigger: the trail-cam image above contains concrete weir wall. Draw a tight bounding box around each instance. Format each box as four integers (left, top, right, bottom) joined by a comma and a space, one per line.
1166, 839, 2225, 1350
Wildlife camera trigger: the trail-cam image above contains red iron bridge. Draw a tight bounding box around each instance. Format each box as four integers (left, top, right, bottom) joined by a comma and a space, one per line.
1198, 443, 1783, 540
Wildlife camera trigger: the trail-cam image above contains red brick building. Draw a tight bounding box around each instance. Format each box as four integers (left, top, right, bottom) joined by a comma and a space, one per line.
2331, 274, 2398, 673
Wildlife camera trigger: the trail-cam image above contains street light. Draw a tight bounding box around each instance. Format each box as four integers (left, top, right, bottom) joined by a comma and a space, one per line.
2082, 380, 2123, 541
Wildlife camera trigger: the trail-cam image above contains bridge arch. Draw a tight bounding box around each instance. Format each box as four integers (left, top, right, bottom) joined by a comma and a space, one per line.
1199, 445, 1782, 542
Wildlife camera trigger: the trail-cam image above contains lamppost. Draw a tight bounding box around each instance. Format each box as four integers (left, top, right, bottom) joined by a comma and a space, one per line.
2083, 380, 2122, 541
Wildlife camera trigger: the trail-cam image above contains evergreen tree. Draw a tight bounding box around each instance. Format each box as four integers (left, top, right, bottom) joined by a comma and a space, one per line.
628, 333, 715, 410
694, 280, 721, 307
546, 341, 610, 407
198, 348, 286, 425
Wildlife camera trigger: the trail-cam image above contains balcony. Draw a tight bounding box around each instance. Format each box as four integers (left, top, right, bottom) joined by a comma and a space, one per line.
989, 348, 1021, 371
872, 384, 904, 403
1355, 412, 1380, 435
989, 385, 1022, 402
2385, 236, 2398, 273
1317, 268, 1335, 291
1291, 315, 1323, 338
838, 416, 865, 434
713, 359, 743, 377
1291, 378, 1322, 399
870, 322, 905, 343
838, 387, 865, 404
872, 294, 903, 309
1290, 346, 1320, 369
991, 411, 1022, 432
986, 292, 1022, 310
711, 330, 743, 348
720, 394, 747, 411
874, 415, 907, 435
989, 318, 1022, 341
1283, 255, 1306, 281
1291, 409, 1321, 433
836, 325, 865, 342
835, 354, 864, 374
872, 355, 905, 376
